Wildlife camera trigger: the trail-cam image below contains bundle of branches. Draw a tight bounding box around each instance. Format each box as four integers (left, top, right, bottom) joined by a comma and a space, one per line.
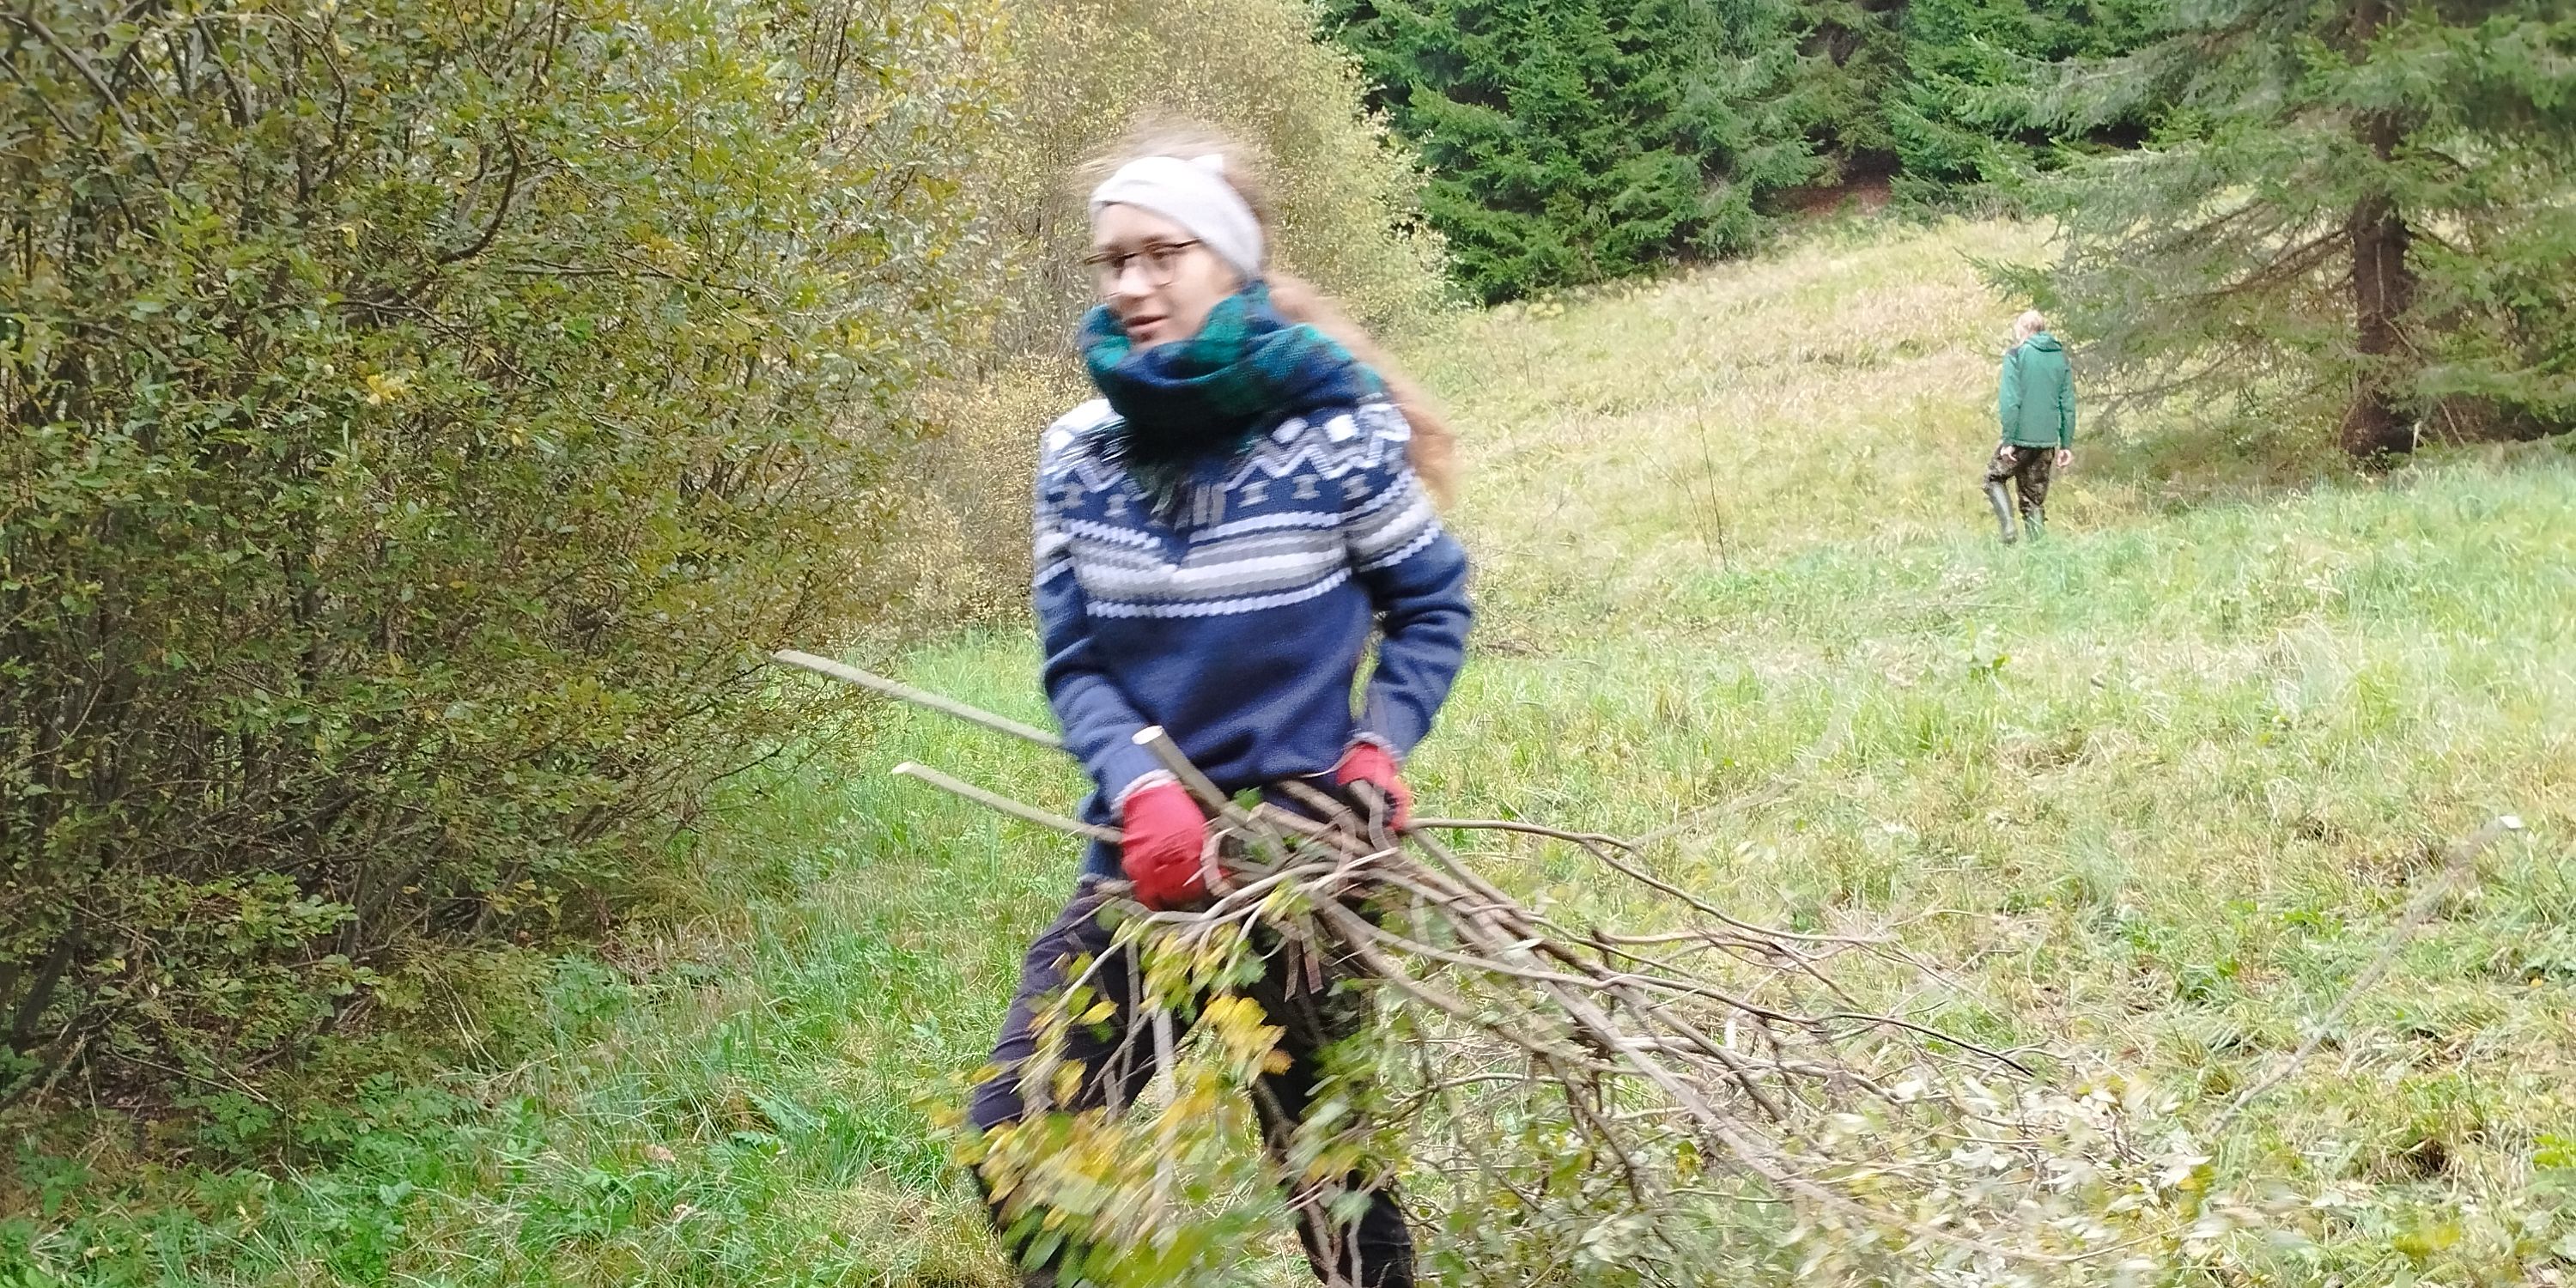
775, 653, 2211, 1285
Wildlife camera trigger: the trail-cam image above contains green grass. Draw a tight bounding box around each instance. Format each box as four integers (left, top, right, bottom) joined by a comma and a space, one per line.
10, 217, 2576, 1285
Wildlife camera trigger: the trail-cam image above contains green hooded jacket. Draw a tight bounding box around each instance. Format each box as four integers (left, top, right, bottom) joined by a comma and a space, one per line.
1997, 332, 2076, 450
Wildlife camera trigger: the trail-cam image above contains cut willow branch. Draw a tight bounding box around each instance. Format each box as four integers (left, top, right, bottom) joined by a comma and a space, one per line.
890, 762, 1117, 843
772, 649, 1065, 750
1419, 815, 1880, 950
917, 751, 2161, 1269
790, 659, 2189, 1280
2208, 814, 2522, 1135
1409, 816, 1640, 852
1134, 725, 1245, 822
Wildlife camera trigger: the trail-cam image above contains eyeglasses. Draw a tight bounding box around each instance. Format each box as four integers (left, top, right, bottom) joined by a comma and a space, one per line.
1082, 239, 1204, 292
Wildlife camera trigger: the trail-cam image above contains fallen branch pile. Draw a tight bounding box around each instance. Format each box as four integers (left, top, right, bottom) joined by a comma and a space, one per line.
774, 651, 2208, 1285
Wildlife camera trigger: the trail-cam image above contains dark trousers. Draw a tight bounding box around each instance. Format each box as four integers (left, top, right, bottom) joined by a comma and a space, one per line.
1984, 442, 2055, 519
969, 878, 1415, 1287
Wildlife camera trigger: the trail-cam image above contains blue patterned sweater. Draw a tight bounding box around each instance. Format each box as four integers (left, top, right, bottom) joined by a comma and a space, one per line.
1033, 394, 1473, 877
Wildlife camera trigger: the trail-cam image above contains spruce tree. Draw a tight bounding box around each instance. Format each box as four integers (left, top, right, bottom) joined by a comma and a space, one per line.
1883, 0, 2168, 194
1323, 0, 1817, 301
1996, 0, 2576, 459
1790, 0, 1913, 177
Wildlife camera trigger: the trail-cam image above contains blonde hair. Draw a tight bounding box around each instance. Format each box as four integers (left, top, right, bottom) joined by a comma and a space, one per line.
1084, 120, 1458, 506
2014, 309, 2047, 342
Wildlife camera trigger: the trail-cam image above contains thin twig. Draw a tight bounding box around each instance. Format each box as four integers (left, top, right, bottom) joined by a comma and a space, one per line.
890, 762, 1116, 842
1408, 816, 1639, 852
771, 649, 1063, 749
2209, 815, 2522, 1136
811, 666, 2170, 1269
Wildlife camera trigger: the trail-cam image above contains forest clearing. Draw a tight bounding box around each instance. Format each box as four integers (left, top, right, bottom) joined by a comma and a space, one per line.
16, 219, 2572, 1285
8, 0, 2573, 1282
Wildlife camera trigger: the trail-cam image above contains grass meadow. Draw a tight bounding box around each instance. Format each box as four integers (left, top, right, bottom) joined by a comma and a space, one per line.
9, 218, 2575, 1285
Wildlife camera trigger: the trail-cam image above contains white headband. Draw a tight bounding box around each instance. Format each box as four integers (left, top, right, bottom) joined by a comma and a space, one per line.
1087, 154, 1265, 283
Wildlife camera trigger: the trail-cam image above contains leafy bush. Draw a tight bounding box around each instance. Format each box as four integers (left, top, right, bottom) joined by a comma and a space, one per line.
880, 0, 1452, 624
0, 0, 1005, 1101
1000, 0, 1446, 346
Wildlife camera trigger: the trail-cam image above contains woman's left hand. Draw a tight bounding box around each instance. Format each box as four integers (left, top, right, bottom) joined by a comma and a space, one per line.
1334, 743, 1413, 831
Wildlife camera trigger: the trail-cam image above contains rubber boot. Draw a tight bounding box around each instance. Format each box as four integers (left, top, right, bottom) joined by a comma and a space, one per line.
1984, 480, 2017, 544
2020, 507, 2044, 541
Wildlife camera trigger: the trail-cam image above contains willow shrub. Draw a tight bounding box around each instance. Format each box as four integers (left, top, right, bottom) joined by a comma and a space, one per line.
882, 0, 1451, 623
991, 0, 1443, 349
0, 0, 1005, 1101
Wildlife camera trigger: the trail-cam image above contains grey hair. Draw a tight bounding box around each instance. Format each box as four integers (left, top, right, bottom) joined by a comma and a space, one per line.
2013, 309, 2046, 341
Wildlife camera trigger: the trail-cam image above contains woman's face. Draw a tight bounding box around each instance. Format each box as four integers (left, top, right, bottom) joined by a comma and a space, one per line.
1090, 204, 1243, 350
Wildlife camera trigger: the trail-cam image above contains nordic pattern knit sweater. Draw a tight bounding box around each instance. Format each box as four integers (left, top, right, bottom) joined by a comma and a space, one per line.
1034, 394, 1473, 878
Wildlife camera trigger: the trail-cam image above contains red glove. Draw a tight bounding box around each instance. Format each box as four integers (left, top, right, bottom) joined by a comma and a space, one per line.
1118, 781, 1211, 910
1334, 742, 1413, 831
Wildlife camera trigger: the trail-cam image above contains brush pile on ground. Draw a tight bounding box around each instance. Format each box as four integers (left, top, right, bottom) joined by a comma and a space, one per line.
780, 655, 2221, 1285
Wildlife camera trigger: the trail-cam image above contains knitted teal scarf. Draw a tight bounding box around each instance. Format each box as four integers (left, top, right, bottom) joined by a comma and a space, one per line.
1078, 283, 1382, 479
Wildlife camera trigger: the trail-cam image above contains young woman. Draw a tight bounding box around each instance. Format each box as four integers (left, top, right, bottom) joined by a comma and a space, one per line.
964, 125, 1473, 1288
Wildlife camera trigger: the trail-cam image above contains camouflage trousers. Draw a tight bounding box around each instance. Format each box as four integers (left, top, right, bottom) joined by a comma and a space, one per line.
1984, 443, 2055, 517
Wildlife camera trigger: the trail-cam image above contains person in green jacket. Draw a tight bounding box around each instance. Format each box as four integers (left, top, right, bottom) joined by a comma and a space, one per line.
1984, 309, 2076, 543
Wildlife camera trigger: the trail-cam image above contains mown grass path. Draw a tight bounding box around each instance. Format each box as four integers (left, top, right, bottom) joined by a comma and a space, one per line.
14, 219, 2573, 1285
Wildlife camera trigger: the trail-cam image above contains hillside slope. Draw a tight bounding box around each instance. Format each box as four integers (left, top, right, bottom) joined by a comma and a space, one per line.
15, 219, 2573, 1286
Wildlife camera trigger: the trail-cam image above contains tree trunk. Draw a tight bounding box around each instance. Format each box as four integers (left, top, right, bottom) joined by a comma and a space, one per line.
2342, 155, 2417, 459
2339, 2, 2418, 461
7, 924, 80, 1054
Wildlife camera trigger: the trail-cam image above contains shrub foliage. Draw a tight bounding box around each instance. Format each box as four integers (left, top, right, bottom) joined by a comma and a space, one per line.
991, 0, 1448, 349
886, 0, 1449, 625
0, 0, 1005, 1099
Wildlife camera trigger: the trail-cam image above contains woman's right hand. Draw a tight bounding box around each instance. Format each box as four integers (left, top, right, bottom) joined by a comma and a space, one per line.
1118, 781, 1212, 909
